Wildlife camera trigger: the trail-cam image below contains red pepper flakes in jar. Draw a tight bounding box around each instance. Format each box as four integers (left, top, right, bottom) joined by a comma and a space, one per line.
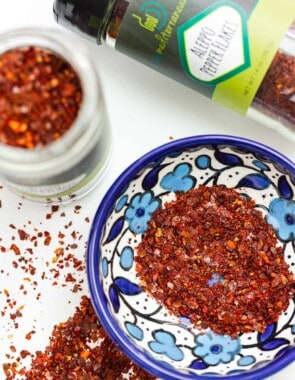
135, 185, 295, 337
0, 29, 112, 204
254, 51, 295, 128
0, 46, 82, 149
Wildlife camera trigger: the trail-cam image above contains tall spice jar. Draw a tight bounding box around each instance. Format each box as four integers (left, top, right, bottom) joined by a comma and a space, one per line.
53, 0, 295, 140
0, 28, 112, 204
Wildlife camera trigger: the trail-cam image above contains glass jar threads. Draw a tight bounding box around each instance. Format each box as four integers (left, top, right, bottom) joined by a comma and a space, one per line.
0, 27, 112, 204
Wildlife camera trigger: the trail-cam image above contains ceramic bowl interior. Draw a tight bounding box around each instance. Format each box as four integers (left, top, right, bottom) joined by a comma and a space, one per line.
87, 135, 295, 380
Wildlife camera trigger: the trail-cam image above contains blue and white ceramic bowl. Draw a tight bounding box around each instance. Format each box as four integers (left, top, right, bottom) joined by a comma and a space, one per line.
87, 135, 295, 379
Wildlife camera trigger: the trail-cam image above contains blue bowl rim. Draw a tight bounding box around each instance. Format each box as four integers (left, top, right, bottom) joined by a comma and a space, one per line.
87, 134, 295, 380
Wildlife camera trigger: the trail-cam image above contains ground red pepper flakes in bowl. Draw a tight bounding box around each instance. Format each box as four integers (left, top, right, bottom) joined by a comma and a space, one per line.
0, 46, 82, 149
87, 135, 295, 379
135, 185, 295, 337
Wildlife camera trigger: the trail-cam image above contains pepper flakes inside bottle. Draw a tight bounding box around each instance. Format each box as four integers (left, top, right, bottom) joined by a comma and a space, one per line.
0, 46, 82, 149
254, 50, 295, 129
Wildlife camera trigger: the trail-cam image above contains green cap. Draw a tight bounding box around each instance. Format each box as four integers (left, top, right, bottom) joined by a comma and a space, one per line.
53, 0, 110, 44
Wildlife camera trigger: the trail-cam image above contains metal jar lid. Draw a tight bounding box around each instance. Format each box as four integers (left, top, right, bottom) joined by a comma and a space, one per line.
53, 0, 110, 44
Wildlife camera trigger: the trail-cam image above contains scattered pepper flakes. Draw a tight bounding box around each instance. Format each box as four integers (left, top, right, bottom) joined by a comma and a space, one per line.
136, 185, 295, 337
1, 202, 136, 379
3, 296, 155, 380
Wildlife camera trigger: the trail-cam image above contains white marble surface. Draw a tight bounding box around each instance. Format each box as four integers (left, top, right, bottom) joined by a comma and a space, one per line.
0, 1, 294, 379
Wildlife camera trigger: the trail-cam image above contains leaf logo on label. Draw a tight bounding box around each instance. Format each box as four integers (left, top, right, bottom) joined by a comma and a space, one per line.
178, 1, 250, 84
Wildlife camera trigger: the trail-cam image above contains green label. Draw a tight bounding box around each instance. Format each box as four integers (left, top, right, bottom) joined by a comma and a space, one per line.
116, 0, 295, 114
178, 1, 250, 85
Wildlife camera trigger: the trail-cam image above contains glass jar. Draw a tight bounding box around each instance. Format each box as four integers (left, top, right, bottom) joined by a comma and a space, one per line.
53, 0, 295, 140
0, 27, 112, 204
249, 27, 295, 139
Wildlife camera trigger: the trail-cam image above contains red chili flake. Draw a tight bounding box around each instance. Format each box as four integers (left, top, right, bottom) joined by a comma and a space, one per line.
135, 185, 295, 337
10, 244, 20, 255
74, 205, 82, 213
71, 230, 77, 239
254, 51, 295, 129
43, 235, 52, 246
3, 296, 155, 380
58, 232, 66, 239
0, 46, 82, 149
17, 229, 29, 240
65, 273, 76, 283
9, 346, 16, 353
51, 205, 59, 213
25, 330, 35, 340
72, 283, 82, 293
20, 350, 31, 359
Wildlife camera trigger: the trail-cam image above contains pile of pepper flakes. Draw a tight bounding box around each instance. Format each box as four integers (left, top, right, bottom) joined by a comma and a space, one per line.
136, 185, 295, 337
3, 295, 155, 380
0, 195, 154, 380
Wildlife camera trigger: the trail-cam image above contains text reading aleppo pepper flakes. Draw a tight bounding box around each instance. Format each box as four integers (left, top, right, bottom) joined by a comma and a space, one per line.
0, 46, 82, 148
135, 185, 295, 337
3, 295, 155, 380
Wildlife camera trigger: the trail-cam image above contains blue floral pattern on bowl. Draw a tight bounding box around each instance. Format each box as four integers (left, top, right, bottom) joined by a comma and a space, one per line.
87, 135, 295, 380
193, 332, 241, 366
266, 198, 295, 241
